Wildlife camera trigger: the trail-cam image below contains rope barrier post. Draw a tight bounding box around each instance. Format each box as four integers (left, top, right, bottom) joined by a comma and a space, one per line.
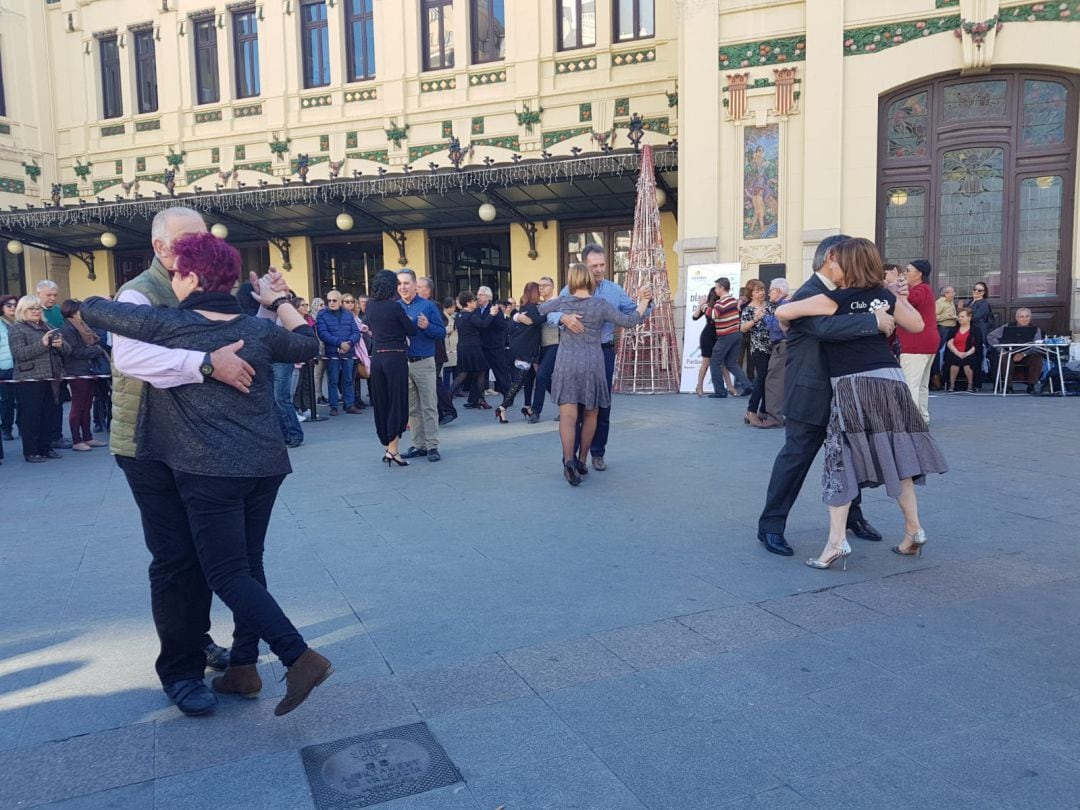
305, 357, 327, 422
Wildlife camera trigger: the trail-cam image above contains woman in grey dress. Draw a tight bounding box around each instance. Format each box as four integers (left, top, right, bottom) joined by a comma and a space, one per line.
538, 263, 651, 486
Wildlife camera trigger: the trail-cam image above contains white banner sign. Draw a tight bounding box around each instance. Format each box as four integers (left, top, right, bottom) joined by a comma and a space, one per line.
680, 263, 742, 393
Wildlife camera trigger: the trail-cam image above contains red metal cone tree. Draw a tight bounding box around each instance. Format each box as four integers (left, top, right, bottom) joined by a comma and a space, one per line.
613, 145, 681, 394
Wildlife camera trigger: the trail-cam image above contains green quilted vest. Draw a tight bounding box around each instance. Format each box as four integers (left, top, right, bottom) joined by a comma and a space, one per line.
109, 258, 179, 458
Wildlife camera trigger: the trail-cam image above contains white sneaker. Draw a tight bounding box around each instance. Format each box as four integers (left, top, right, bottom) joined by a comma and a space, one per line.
296, 410, 308, 423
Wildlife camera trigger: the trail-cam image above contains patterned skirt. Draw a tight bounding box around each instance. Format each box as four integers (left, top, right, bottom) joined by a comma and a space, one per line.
822, 367, 948, 506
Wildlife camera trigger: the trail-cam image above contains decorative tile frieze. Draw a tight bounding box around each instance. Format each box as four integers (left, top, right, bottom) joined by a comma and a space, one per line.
441, 121, 453, 138
234, 144, 246, 160
344, 87, 377, 102
1000, 2, 1080, 23
114, 160, 123, 175
0, 123, 10, 135
471, 116, 485, 135
719, 34, 806, 68
346, 149, 389, 164
235, 161, 272, 174
843, 16, 959, 55
579, 102, 592, 122
92, 178, 118, 194
290, 155, 328, 173
136, 157, 146, 172
614, 97, 630, 117
194, 109, 223, 123
666, 91, 678, 108
61, 183, 79, 198
541, 126, 592, 149
345, 131, 358, 149
185, 166, 218, 183
420, 77, 456, 93
471, 135, 519, 151
210, 147, 220, 163
935, 0, 959, 7
616, 115, 669, 134
319, 134, 330, 151
612, 48, 656, 67
468, 69, 506, 86
136, 173, 168, 185
408, 143, 443, 163
233, 103, 263, 118
555, 56, 596, 74
0, 177, 25, 194
301, 95, 332, 109
135, 118, 161, 132
101, 124, 126, 137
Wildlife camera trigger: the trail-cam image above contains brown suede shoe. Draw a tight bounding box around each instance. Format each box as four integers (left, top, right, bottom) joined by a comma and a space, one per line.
757, 415, 783, 429
275, 649, 333, 716
211, 664, 262, 699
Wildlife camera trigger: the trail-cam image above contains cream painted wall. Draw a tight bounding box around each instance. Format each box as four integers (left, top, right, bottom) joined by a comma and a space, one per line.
510, 221, 559, 293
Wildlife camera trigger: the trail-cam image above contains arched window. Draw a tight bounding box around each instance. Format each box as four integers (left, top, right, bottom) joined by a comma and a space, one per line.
877, 71, 1078, 333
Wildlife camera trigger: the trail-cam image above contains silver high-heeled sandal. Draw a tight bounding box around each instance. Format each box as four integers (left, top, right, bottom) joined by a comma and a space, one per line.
891, 529, 927, 557
806, 539, 852, 570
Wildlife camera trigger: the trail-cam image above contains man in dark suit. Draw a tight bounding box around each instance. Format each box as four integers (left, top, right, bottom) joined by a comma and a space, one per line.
756, 234, 895, 556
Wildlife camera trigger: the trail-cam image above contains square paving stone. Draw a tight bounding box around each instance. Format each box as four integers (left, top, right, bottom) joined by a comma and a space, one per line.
790, 752, 985, 809
466, 751, 646, 810
995, 696, 1080, 762
542, 672, 695, 748
292, 675, 422, 748
36, 781, 155, 809
156, 749, 315, 809
371, 619, 500, 675
0, 722, 154, 808
20, 686, 172, 747
758, 590, 885, 633
594, 719, 782, 809
592, 618, 723, 670
500, 637, 634, 692
816, 614, 959, 673
676, 604, 805, 651
906, 726, 1080, 807
718, 785, 810, 808
301, 722, 461, 810
154, 694, 298, 778
402, 655, 532, 717
427, 696, 588, 778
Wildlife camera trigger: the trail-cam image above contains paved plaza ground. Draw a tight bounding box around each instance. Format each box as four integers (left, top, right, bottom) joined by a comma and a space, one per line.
1, 389, 1079, 809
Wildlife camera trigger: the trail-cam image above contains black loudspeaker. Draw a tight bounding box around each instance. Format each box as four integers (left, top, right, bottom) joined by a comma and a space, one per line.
758, 263, 787, 288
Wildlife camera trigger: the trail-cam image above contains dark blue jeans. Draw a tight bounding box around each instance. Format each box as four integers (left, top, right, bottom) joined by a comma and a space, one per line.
325, 355, 355, 408
711, 333, 753, 395
575, 343, 616, 458
532, 345, 558, 416
172, 471, 307, 668
271, 362, 303, 443
116, 455, 213, 686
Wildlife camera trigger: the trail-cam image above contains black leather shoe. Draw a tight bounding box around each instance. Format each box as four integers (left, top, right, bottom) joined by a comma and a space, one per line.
438, 413, 457, 425
402, 446, 427, 459
846, 517, 882, 542
427, 449, 441, 462
44, 450, 62, 459
51, 439, 73, 450
203, 642, 231, 672
707, 392, 727, 399
164, 678, 218, 716
758, 531, 794, 556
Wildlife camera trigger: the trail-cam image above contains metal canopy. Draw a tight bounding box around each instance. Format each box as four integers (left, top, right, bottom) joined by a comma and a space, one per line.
0, 149, 678, 257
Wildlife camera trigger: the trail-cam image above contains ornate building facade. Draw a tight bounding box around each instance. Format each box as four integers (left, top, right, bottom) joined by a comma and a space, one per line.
1, 0, 1078, 333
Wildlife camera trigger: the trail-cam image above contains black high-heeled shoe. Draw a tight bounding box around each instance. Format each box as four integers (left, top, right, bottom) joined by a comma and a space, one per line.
563, 460, 582, 487
383, 451, 409, 468
521, 406, 533, 419
574, 459, 589, 476
495, 406, 508, 423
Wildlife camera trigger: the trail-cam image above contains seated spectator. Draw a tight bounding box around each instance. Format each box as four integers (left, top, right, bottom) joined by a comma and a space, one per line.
944, 309, 977, 392
931, 285, 958, 390
986, 308, 1043, 393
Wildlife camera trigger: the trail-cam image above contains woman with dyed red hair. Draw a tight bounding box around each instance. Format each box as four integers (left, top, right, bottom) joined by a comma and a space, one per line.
80, 231, 333, 718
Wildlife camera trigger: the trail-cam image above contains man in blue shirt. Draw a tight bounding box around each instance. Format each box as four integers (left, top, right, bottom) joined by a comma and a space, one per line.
398, 270, 447, 462
547, 244, 651, 471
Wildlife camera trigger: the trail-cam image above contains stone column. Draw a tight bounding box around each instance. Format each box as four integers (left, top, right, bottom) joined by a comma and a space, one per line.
801, 0, 846, 278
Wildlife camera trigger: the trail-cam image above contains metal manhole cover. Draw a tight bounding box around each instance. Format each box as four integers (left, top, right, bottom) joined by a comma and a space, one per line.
301, 722, 461, 809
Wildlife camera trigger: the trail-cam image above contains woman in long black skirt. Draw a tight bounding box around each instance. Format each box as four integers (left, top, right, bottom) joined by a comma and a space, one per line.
364, 270, 417, 467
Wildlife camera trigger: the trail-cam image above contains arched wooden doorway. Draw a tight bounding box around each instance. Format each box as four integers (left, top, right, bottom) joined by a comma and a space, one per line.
877, 70, 1078, 333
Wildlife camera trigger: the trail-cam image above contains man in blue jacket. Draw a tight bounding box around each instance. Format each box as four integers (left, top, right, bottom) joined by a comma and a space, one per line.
316, 290, 362, 415
398, 271, 447, 461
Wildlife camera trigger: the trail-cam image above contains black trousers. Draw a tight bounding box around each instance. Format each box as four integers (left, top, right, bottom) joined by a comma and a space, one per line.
435, 363, 456, 419
747, 349, 771, 414
575, 344, 616, 458
758, 417, 863, 535
0, 368, 16, 433
16, 381, 58, 459
116, 455, 213, 686
501, 363, 536, 410
371, 350, 409, 446
173, 471, 306, 668
482, 347, 512, 395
